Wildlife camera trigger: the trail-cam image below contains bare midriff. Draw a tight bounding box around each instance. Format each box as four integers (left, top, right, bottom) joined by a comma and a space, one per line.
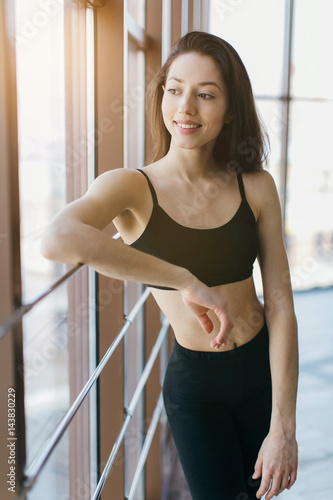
150, 276, 265, 352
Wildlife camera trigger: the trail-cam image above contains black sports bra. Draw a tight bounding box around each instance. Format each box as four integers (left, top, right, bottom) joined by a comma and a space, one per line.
129, 169, 258, 290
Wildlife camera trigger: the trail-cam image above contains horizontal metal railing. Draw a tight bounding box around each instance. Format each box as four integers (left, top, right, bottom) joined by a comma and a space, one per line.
127, 392, 165, 500
0, 232, 121, 341
0, 263, 83, 340
23, 286, 152, 492
1, 232, 169, 500
92, 316, 170, 500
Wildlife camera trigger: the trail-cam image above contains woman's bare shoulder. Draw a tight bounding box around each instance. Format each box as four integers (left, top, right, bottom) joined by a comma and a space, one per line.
243, 170, 281, 229
91, 167, 146, 191
242, 169, 279, 218
51, 168, 151, 231
85, 167, 150, 206
242, 169, 276, 190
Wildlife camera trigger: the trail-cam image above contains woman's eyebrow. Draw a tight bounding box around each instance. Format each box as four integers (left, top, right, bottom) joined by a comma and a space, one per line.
167, 76, 221, 90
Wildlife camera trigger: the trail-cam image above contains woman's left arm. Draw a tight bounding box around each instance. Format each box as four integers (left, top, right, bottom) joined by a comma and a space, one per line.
250, 171, 299, 499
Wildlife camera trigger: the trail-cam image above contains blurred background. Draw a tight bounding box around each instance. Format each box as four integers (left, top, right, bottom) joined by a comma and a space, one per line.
0, 1, 332, 499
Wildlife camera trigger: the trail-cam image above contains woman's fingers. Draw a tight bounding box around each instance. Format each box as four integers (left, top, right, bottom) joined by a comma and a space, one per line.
181, 282, 233, 344
279, 471, 291, 494
254, 433, 298, 499
287, 466, 297, 489
256, 468, 293, 499
252, 455, 263, 482
255, 470, 272, 499
264, 473, 282, 500
210, 332, 227, 348
252, 455, 265, 498
210, 300, 234, 348
195, 313, 214, 334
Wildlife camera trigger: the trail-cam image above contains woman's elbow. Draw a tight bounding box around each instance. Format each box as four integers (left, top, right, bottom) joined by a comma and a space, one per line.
40, 225, 76, 264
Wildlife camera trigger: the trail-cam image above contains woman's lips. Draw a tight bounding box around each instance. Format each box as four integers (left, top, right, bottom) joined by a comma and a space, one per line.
174, 120, 202, 134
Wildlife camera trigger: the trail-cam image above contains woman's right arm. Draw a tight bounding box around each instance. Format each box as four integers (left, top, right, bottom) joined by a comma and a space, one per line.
41, 168, 192, 289
41, 168, 233, 346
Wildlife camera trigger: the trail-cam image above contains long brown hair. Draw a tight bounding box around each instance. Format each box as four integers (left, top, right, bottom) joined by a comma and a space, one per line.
146, 31, 269, 172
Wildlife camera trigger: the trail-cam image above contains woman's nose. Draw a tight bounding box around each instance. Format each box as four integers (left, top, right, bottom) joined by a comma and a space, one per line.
179, 92, 196, 115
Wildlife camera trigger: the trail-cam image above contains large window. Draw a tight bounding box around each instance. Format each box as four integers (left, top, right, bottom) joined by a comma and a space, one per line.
14, 1, 97, 498
287, 0, 333, 290
15, 1, 69, 497
15, 0, 67, 300
210, 0, 333, 291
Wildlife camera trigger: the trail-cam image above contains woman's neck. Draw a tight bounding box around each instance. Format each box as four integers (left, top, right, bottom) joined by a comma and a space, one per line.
162, 141, 220, 182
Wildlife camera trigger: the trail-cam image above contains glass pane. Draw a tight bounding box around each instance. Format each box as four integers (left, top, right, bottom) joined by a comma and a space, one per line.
15, 2, 97, 498
286, 101, 333, 290
128, 0, 145, 29
292, 0, 333, 99
252, 100, 285, 296
127, 40, 145, 169
125, 40, 146, 498
256, 99, 285, 196
23, 286, 70, 499
15, 0, 67, 302
14, 1, 70, 496
209, 0, 285, 97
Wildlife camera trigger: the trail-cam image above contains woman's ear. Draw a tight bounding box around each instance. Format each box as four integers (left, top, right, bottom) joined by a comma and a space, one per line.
162, 84, 165, 92
225, 113, 233, 124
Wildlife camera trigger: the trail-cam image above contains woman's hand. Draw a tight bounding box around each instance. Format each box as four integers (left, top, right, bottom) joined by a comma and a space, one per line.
180, 281, 234, 348
253, 428, 298, 499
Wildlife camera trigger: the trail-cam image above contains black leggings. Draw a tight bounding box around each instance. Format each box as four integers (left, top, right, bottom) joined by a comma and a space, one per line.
162, 322, 272, 500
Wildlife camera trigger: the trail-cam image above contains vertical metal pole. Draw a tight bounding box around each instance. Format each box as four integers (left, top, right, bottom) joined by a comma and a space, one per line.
124, 0, 129, 171
280, 0, 295, 232
162, 0, 171, 64
193, 0, 201, 30
200, 0, 210, 32
3, 0, 27, 495
139, 284, 146, 500
123, 279, 129, 498
181, 0, 189, 35
86, 7, 98, 495
123, 2, 129, 491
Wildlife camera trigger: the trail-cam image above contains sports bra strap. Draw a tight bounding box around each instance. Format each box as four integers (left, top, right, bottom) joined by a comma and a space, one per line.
236, 172, 246, 200
137, 169, 158, 204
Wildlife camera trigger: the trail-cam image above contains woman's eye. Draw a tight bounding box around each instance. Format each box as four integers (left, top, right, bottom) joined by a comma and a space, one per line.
198, 93, 214, 99
167, 88, 180, 95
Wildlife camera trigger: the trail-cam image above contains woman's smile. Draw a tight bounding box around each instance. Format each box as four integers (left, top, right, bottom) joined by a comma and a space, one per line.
174, 119, 202, 134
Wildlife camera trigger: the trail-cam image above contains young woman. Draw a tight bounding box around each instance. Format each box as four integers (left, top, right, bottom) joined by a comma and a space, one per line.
41, 32, 298, 500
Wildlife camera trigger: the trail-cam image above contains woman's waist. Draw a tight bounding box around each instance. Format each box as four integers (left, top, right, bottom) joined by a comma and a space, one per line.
172, 300, 265, 352
151, 276, 265, 352
173, 321, 269, 361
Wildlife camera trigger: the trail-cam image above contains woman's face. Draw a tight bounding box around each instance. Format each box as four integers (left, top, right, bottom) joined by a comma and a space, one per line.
162, 52, 232, 152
